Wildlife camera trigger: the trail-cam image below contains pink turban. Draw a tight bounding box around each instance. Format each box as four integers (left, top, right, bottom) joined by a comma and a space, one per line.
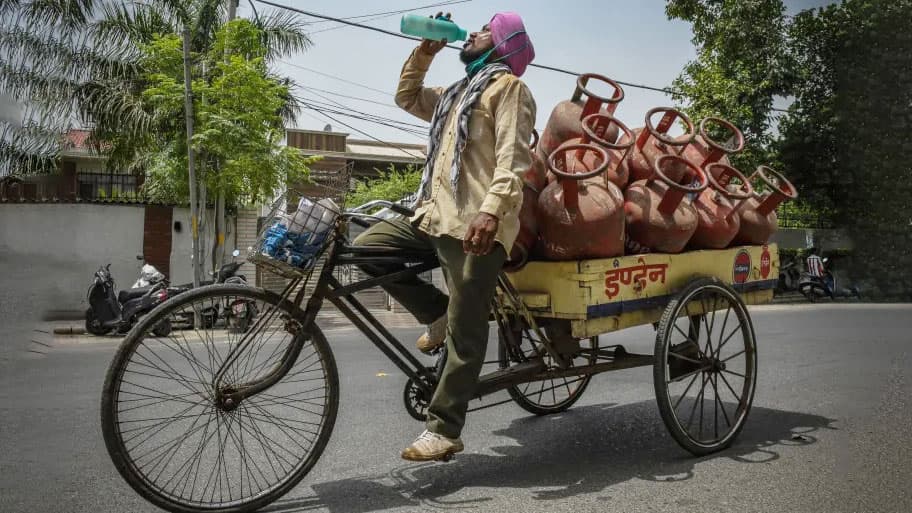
489, 12, 535, 77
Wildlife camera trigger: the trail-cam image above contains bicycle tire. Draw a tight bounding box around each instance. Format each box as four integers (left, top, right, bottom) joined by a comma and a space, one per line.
101, 284, 339, 513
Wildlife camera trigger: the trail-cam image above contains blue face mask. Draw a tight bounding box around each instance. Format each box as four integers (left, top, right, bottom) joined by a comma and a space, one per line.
464, 30, 528, 77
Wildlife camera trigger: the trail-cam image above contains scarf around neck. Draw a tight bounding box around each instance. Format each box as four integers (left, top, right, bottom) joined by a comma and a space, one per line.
412, 62, 511, 208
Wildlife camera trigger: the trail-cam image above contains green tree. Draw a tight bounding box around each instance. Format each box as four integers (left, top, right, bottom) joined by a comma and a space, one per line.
665, 0, 793, 172
777, 0, 912, 298
135, 19, 317, 282
139, 22, 314, 206
347, 164, 422, 208
83, 1, 313, 281
86, 0, 310, 174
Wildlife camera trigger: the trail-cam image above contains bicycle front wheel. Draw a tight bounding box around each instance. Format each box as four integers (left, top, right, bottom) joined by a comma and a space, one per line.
101, 284, 339, 513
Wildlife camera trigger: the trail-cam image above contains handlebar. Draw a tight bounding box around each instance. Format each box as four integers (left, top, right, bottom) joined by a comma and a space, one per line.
343, 199, 416, 229
345, 199, 415, 217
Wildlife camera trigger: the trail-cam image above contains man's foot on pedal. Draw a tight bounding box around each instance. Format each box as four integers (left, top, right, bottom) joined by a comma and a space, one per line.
416, 314, 447, 354
401, 429, 464, 461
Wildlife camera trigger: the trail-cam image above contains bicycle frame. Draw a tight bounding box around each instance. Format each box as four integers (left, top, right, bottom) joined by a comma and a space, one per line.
214, 218, 653, 409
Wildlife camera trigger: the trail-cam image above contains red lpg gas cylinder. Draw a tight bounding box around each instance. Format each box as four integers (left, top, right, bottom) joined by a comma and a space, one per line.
731, 165, 798, 245
624, 155, 708, 254
621, 107, 696, 183
537, 74, 624, 162
505, 130, 548, 271
688, 163, 754, 249
538, 144, 625, 260
682, 117, 746, 174
546, 113, 634, 189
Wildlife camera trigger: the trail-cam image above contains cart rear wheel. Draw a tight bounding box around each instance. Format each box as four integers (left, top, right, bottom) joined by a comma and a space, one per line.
653, 277, 757, 456
498, 323, 593, 415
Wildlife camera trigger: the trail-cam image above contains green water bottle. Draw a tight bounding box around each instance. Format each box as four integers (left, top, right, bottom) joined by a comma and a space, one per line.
400, 14, 467, 42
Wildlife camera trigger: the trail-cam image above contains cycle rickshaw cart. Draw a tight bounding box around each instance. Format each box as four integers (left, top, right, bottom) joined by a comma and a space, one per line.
101, 190, 779, 513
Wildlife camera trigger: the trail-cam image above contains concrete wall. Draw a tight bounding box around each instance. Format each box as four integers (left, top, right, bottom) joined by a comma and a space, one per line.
0, 203, 146, 317
0, 203, 235, 317
168, 208, 237, 287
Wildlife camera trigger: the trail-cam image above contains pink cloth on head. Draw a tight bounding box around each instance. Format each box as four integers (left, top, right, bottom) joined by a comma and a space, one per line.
489, 12, 535, 77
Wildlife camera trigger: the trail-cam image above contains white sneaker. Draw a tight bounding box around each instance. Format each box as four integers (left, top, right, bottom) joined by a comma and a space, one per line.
401, 429, 464, 461
416, 314, 447, 353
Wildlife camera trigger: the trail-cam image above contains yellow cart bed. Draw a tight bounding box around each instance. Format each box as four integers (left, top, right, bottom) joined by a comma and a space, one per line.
506, 244, 778, 338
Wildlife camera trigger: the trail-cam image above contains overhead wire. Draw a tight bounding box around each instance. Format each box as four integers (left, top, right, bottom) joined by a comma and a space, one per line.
258, 0, 791, 112
280, 60, 394, 97
296, 85, 401, 109
303, 1, 470, 26
306, 1, 471, 34
256, 0, 682, 95
302, 106, 428, 160
298, 97, 428, 132
301, 102, 427, 139
298, 86, 429, 130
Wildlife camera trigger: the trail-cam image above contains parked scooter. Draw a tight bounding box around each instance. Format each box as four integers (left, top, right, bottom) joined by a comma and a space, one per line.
85, 261, 172, 336
798, 257, 861, 302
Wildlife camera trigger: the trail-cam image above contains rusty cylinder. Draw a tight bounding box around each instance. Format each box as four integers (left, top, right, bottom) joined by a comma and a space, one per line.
681, 117, 746, 176
619, 107, 696, 184
537, 143, 626, 260
537, 74, 624, 162
688, 163, 754, 249
624, 154, 709, 254
546, 113, 634, 189
731, 165, 798, 246
505, 130, 548, 272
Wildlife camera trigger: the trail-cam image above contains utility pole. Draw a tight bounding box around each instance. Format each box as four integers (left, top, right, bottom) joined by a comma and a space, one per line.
213, 0, 238, 271
182, 27, 202, 289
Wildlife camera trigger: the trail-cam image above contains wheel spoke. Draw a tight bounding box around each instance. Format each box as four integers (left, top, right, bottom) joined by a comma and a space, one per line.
672, 371, 701, 411
721, 349, 747, 363
685, 373, 709, 431
718, 371, 743, 405
710, 373, 732, 429
714, 304, 732, 360
668, 366, 706, 384
668, 351, 701, 365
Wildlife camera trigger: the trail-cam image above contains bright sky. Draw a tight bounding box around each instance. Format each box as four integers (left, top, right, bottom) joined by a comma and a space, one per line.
238, 0, 832, 146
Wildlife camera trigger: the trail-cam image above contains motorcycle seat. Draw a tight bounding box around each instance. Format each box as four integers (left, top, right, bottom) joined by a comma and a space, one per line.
119, 286, 154, 303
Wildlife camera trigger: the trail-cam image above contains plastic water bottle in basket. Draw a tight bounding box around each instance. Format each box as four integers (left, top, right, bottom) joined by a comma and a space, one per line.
252, 194, 340, 275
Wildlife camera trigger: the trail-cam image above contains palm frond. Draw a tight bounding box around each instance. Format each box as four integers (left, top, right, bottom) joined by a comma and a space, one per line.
0, 119, 64, 176
22, 0, 94, 32
255, 9, 311, 60
1, 26, 140, 88
90, 1, 173, 48
190, 0, 225, 51
77, 80, 152, 139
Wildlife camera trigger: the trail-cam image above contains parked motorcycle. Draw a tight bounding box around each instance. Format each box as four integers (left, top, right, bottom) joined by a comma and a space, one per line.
170, 250, 258, 331
777, 255, 802, 293
85, 263, 172, 336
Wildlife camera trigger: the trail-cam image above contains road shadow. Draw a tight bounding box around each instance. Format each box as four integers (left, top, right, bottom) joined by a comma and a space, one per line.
264, 400, 837, 513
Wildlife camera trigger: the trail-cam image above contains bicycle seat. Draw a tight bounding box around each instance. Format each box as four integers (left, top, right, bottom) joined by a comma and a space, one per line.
119, 286, 154, 303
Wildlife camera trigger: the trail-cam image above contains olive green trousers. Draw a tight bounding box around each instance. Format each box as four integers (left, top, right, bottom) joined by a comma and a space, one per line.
353, 218, 506, 438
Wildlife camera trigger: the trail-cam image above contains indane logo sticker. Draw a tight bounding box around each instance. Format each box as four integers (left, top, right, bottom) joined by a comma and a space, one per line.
733, 250, 752, 284
760, 245, 771, 279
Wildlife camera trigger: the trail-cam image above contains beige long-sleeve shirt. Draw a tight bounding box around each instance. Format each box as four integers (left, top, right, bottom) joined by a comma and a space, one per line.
395, 47, 536, 254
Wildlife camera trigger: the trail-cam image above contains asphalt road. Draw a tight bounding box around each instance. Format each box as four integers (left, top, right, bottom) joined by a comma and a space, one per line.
1, 304, 911, 513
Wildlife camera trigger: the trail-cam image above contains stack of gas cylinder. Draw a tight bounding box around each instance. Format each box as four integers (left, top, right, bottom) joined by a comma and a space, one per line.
505, 73, 798, 271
